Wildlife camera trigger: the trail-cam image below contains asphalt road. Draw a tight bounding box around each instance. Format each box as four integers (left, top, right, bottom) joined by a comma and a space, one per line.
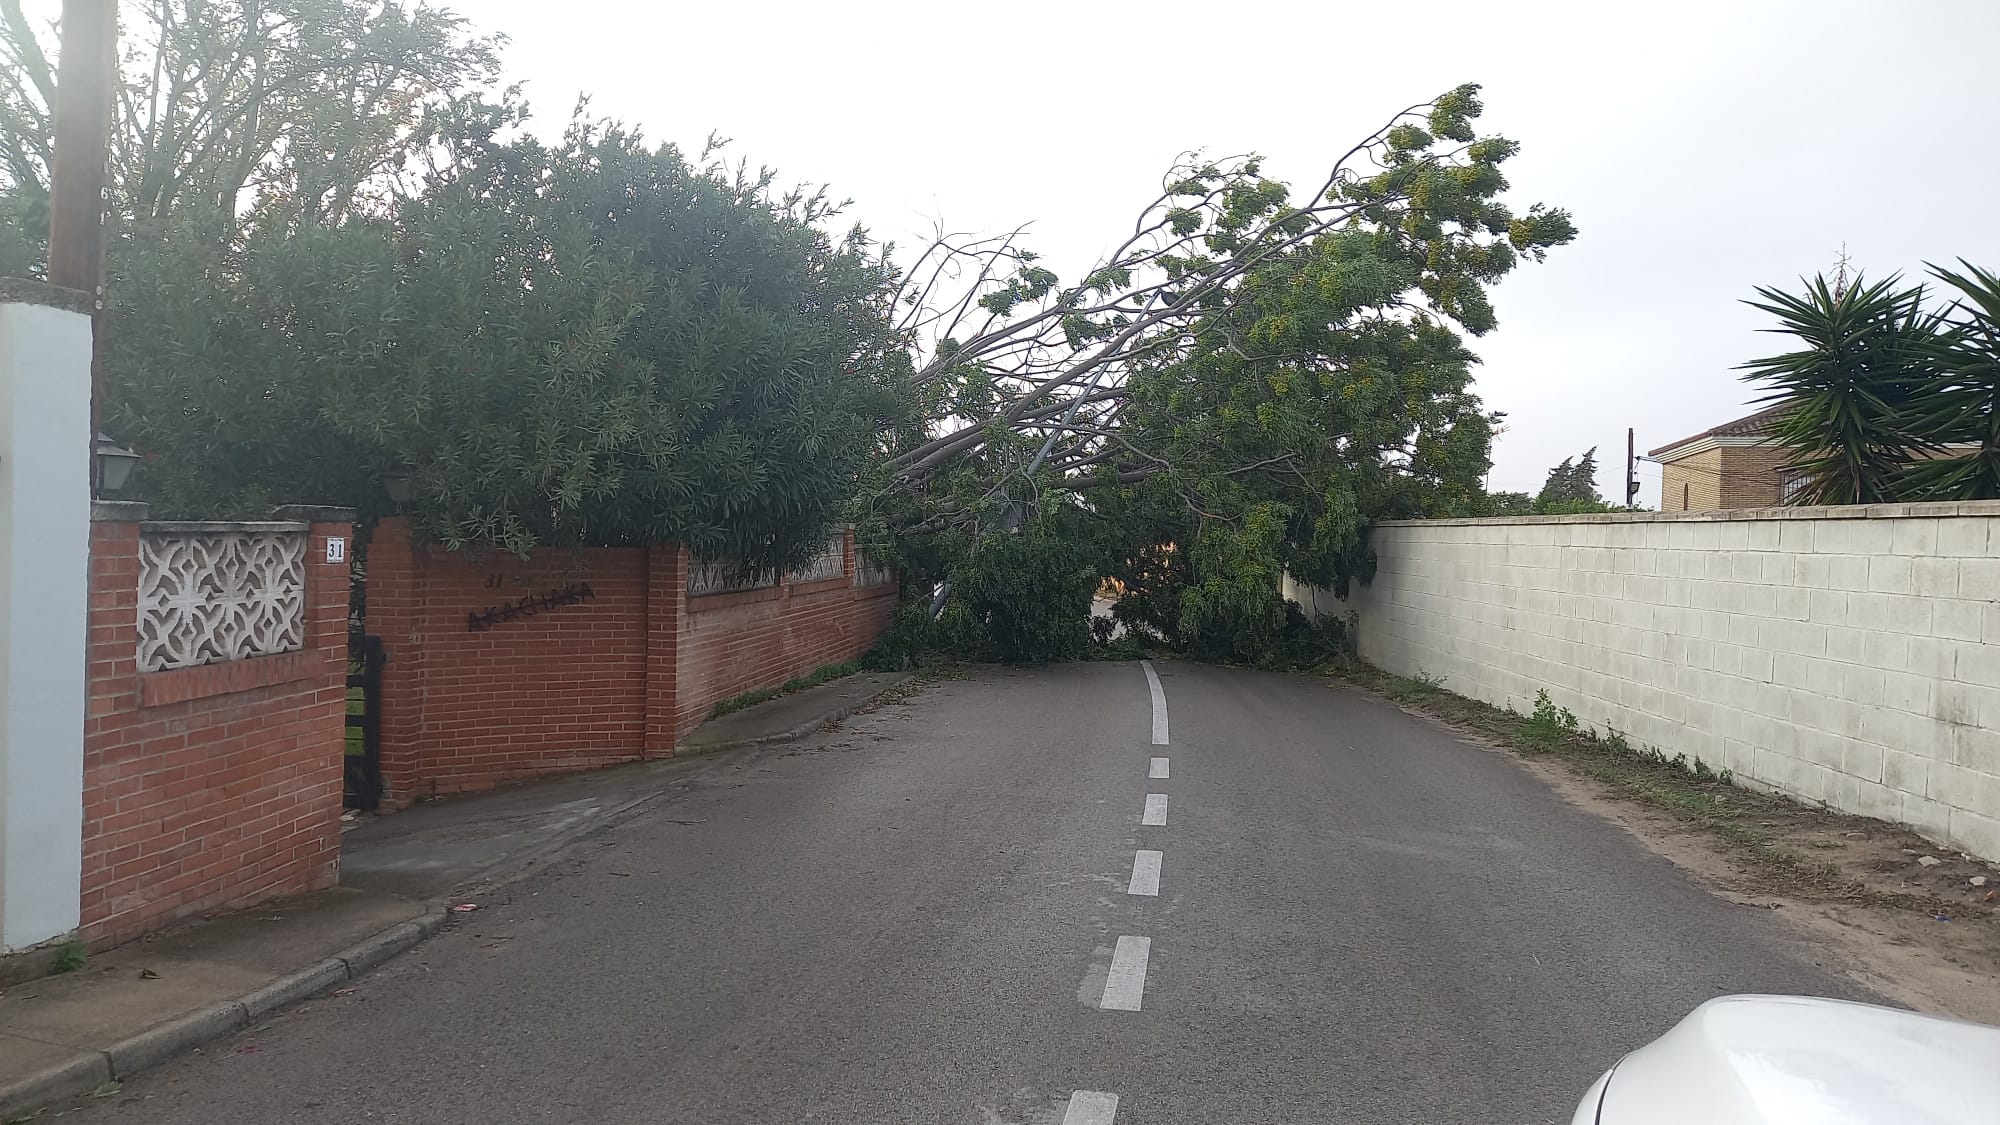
62, 662, 1862, 1124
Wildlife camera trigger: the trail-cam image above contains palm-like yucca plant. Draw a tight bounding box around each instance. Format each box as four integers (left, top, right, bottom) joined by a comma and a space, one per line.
1899, 261, 2000, 501
1739, 274, 1943, 505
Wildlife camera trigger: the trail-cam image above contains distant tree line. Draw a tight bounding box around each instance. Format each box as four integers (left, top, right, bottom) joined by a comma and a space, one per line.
1481, 446, 1618, 516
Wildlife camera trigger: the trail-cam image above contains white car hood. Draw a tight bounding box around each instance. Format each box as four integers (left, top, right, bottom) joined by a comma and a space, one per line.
1588, 995, 2000, 1124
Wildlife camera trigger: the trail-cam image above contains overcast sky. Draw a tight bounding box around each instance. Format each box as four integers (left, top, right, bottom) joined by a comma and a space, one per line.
460, 0, 2000, 505
48, 0, 1988, 503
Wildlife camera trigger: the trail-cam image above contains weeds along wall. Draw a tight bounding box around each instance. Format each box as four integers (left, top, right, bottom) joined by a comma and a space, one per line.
1336, 502, 2000, 861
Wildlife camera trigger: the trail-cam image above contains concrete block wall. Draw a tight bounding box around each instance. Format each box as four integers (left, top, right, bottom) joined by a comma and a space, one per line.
80, 509, 352, 949
1344, 502, 2000, 860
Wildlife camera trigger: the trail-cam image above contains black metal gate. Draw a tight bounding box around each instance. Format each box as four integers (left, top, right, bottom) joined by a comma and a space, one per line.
344, 633, 385, 810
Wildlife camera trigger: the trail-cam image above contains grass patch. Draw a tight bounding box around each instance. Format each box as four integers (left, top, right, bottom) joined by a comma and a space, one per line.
1337, 666, 1935, 910
708, 661, 861, 719
52, 939, 87, 974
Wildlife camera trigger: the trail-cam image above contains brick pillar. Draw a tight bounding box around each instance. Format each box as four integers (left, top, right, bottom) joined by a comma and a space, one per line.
275, 507, 356, 881
78, 505, 145, 935
84, 508, 145, 721
644, 544, 687, 756
273, 506, 358, 683
367, 517, 425, 807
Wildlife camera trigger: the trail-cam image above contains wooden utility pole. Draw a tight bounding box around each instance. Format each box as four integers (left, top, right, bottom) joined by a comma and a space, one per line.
46, 0, 117, 294
45, 0, 118, 493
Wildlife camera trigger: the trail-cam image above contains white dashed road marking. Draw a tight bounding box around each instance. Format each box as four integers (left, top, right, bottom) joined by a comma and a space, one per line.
1100, 936, 1152, 1011
1148, 756, 1169, 779
1063, 1091, 1121, 1124
1127, 850, 1162, 896
1141, 794, 1168, 826
1142, 660, 1168, 745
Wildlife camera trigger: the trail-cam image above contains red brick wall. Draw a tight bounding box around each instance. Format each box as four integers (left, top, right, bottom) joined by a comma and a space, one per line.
367, 523, 895, 801
674, 535, 898, 730
80, 514, 351, 950
367, 520, 655, 805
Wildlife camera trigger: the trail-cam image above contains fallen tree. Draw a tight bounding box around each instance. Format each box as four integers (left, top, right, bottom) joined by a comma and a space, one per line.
869, 84, 1575, 662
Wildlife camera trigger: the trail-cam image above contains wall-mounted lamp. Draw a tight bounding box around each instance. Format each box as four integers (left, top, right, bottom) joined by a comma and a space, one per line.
381, 466, 416, 506
95, 433, 140, 494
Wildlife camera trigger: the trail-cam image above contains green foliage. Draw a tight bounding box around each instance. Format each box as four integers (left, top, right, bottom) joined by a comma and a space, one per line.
873, 595, 988, 667
102, 112, 906, 567
707, 660, 859, 719
101, 215, 392, 520
0, 0, 504, 521
1534, 447, 1610, 509
0, 185, 37, 276
1086, 628, 1155, 663
1502, 691, 1734, 782
1476, 452, 1618, 516
0, 0, 502, 234
1481, 490, 1535, 516
882, 85, 1573, 672
1632, 744, 1729, 784
2, 6, 901, 566
1514, 689, 1579, 752
868, 510, 1106, 667
1266, 607, 1353, 672
1903, 261, 2000, 500
958, 527, 1097, 664
52, 939, 86, 974
1741, 274, 1943, 505
1383, 668, 1446, 703
1173, 502, 1290, 661
1529, 497, 1621, 515
1742, 263, 2000, 504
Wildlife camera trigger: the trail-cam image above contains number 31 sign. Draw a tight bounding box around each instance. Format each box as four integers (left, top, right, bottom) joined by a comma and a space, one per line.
325, 537, 348, 564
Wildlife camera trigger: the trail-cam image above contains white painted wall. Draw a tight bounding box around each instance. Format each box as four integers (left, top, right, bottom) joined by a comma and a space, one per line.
1335, 504, 2000, 861
0, 293, 92, 952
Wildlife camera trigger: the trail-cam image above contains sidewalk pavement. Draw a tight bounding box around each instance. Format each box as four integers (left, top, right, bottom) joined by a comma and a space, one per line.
0, 669, 913, 1120
678, 671, 912, 753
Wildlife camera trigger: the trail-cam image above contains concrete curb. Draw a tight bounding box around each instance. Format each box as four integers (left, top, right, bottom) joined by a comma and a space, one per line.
0, 1050, 110, 1121
679, 672, 914, 755
335, 913, 443, 978
106, 1001, 247, 1076
0, 908, 449, 1120
237, 957, 350, 1020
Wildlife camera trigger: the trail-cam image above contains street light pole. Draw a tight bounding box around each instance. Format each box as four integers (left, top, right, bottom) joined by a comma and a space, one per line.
46, 0, 118, 495
1625, 426, 1638, 509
